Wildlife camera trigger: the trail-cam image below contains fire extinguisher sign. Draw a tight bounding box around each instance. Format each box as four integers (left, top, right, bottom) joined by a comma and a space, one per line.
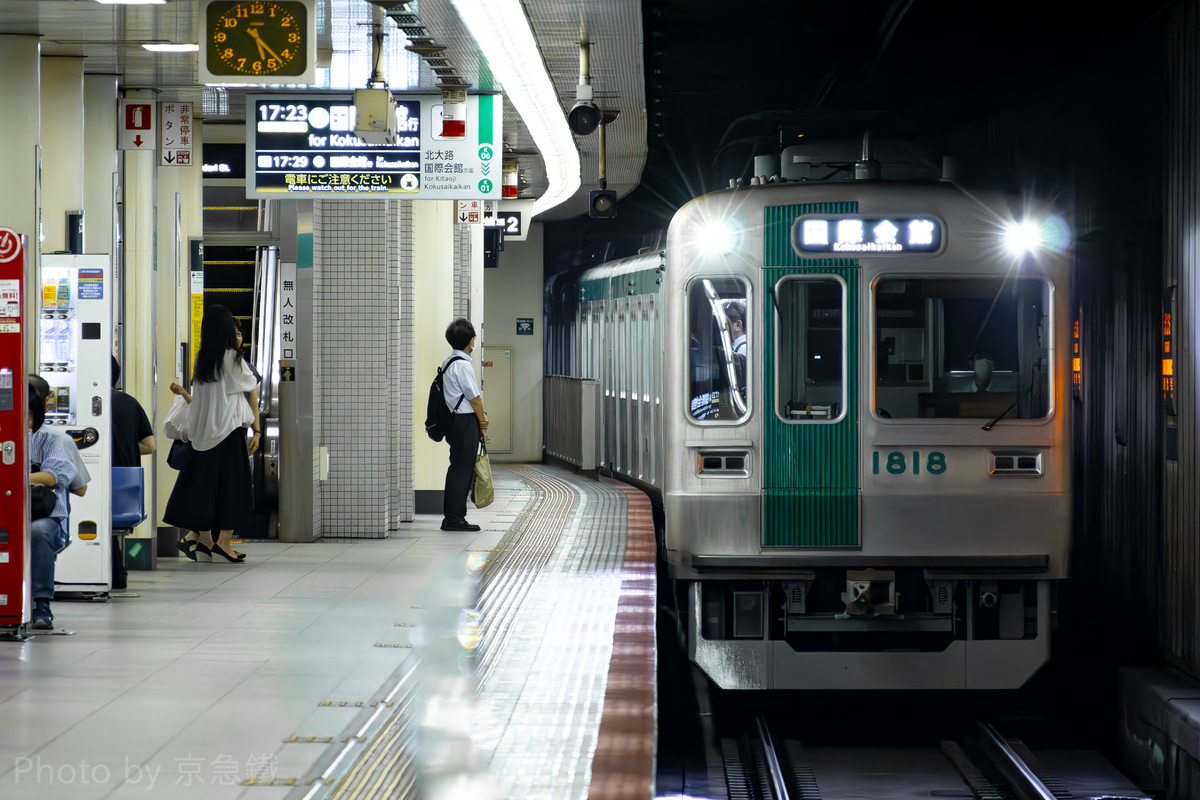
119, 100, 157, 151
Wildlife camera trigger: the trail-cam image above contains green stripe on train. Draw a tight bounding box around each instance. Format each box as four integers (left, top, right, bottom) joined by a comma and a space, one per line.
763, 202, 860, 548
578, 268, 661, 302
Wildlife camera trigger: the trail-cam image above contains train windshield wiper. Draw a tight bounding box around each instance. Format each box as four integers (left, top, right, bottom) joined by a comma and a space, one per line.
982, 402, 1018, 431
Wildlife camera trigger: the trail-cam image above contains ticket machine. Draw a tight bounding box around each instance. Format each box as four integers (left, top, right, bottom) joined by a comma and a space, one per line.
40, 253, 112, 592
0, 228, 29, 629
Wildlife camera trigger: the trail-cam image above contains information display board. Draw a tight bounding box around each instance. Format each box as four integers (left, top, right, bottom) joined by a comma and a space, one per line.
245, 93, 502, 200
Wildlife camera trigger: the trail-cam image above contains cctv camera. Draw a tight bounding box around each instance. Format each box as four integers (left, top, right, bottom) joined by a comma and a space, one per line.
568, 101, 602, 136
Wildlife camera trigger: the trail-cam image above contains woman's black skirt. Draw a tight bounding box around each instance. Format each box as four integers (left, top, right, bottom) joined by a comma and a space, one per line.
163, 428, 251, 532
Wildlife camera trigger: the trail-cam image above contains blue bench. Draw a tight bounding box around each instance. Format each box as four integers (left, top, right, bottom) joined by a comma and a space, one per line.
111, 468, 147, 583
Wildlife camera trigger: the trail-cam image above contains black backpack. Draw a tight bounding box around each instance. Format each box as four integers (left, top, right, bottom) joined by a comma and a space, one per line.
424, 356, 466, 442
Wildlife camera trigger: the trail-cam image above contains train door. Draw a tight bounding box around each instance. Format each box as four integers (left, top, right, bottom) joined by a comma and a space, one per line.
762, 267, 859, 547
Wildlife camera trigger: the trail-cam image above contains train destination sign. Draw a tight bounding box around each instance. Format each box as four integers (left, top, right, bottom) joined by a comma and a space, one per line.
794, 216, 943, 254
245, 93, 502, 200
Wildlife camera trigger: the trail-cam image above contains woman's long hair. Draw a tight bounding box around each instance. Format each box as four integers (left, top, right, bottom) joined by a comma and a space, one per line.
194, 305, 240, 384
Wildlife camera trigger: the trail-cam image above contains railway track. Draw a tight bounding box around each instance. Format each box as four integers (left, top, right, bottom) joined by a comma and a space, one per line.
718, 717, 1152, 800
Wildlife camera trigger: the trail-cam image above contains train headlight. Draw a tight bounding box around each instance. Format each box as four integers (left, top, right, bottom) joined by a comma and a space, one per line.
1002, 220, 1043, 255
1002, 215, 1071, 257
699, 221, 738, 255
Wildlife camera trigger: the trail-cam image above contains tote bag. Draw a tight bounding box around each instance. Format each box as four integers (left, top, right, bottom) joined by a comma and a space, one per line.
473, 443, 494, 509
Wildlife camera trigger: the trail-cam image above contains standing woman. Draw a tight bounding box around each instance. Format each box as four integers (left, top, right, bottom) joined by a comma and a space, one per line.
165, 305, 260, 563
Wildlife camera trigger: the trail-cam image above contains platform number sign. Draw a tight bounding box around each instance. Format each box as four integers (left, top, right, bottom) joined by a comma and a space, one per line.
1163, 287, 1176, 416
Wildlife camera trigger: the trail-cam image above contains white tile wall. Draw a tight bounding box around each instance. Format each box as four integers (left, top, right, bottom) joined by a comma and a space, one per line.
393, 200, 415, 525
454, 224, 470, 321
313, 200, 415, 537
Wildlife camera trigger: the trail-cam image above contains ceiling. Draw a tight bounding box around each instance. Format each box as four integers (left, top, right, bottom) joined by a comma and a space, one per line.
0, 0, 647, 222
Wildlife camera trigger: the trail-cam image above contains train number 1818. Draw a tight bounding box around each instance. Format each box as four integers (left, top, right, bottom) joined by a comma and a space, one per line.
872, 451, 947, 475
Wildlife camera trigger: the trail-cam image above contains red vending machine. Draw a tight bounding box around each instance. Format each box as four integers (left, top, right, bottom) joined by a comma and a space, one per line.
0, 227, 28, 631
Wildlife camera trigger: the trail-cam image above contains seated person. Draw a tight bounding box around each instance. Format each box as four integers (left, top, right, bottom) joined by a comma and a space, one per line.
28, 375, 90, 498
29, 387, 77, 630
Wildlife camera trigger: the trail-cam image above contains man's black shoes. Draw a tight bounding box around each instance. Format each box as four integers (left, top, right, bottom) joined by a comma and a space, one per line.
441, 518, 481, 532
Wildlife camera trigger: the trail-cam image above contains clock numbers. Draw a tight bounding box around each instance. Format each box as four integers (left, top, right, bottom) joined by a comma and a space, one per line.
235, 5, 248, 17
215, 32, 226, 43
250, 2, 265, 12
224, 17, 238, 28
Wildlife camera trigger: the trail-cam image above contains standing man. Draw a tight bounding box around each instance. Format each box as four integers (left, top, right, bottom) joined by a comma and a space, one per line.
440, 318, 488, 532
111, 357, 154, 590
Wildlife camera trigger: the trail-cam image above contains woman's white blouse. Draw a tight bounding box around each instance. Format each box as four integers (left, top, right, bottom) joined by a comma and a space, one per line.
188, 350, 259, 451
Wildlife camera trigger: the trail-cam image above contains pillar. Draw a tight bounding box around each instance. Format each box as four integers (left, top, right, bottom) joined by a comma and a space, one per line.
83, 75, 118, 255
40, 57, 84, 255
121, 90, 156, 558
147, 120, 203, 565
412, 200, 457, 514
0, 36, 41, 362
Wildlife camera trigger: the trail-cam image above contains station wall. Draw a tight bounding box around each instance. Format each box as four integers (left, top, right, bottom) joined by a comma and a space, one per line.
482, 223, 545, 463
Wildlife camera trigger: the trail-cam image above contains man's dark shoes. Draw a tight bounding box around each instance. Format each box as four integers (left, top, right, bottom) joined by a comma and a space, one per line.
441, 517, 481, 532
31, 600, 53, 630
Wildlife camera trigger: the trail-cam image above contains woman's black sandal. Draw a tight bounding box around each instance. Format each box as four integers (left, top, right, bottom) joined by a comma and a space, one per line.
211, 543, 246, 563
178, 538, 198, 561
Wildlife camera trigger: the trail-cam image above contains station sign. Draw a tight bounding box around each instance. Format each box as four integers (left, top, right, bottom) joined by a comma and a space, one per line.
118, 100, 156, 151
793, 216, 943, 255
160, 102, 194, 166
245, 93, 502, 200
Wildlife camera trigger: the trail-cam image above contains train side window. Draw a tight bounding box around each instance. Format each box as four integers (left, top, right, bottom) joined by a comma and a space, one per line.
873, 277, 1052, 420
686, 277, 749, 423
774, 276, 845, 423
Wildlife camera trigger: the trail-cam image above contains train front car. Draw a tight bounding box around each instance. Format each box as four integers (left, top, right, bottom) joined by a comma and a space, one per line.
665, 181, 1071, 690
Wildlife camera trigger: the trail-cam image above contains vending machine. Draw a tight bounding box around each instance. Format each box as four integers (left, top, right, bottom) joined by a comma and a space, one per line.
39, 254, 111, 592
0, 228, 29, 629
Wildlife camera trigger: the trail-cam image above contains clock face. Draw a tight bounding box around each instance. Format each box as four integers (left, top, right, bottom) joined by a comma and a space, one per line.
206, 1, 308, 77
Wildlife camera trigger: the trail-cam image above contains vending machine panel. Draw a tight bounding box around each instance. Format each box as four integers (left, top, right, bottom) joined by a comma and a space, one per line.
0, 228, 29, 628
40, 254, 111, 592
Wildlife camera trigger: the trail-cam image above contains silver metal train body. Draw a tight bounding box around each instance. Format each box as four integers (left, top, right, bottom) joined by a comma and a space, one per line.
565, 180, 1071, 690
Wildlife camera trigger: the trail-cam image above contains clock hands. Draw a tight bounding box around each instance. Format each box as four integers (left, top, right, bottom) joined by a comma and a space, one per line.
245, 26, 284, 63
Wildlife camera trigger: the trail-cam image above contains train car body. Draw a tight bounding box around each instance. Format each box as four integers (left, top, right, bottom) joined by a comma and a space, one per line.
566, 180, 1071, 690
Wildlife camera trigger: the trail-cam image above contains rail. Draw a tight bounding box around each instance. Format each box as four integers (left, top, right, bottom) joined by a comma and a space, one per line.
544, 374, 600, 470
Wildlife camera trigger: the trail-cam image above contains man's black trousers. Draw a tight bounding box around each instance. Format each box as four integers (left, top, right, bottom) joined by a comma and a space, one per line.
443, 413, 480, 521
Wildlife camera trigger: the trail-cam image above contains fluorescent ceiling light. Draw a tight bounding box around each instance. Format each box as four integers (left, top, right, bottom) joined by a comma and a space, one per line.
448, 0, 580, 218
95, 0, 167, 5
143, 44, 199, 52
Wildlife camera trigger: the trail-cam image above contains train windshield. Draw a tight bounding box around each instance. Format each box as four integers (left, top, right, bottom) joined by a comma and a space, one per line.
874, 277, 1052, 420
687, 277, 749, 422
774, 277, 845, 422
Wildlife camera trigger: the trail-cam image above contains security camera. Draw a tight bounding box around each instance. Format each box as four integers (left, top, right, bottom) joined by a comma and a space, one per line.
568, 100, 601, 136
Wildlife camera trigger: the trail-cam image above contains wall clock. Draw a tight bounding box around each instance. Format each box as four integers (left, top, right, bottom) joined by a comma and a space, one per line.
200, 0, 316, 85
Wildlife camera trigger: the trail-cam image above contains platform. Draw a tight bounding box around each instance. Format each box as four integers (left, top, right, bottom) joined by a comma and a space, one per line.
0, 464, 655, 799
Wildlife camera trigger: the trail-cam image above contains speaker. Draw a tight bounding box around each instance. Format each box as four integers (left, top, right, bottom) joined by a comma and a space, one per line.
66, 210, 84, 254
483, 226, 503, 268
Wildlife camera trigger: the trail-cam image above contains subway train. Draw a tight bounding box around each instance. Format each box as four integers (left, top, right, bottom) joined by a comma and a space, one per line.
547, 162, 1073, 690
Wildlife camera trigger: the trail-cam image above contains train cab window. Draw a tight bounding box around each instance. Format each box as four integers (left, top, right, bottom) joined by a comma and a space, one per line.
873, 277, 1052, 420
774, 277, 845, 422
687, 278, 749, 422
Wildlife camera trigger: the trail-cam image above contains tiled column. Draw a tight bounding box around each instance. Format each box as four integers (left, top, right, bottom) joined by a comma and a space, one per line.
313, 200, 417, 535
391, 201, 415, 525
453, 224, 471, 320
